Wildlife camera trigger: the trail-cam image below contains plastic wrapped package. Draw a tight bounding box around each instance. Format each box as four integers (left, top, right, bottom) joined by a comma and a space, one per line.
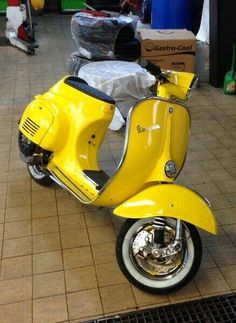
68, 52, 91, 75
71, 12, 136, 60
78, 61, 156, 129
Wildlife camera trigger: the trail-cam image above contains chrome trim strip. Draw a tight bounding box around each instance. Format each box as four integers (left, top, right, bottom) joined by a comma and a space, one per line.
190, 188, 212, 208
49, 170, 97, 205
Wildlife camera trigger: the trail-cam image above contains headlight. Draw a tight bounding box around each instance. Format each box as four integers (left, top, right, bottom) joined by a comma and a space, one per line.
164, 160, 177, 178
186, 76, 199, 100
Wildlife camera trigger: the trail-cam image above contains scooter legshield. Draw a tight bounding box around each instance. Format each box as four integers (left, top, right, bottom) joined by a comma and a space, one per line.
113, 183, 217, 235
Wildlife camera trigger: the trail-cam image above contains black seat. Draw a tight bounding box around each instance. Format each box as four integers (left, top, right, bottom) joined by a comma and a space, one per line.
64, 76, 115, 105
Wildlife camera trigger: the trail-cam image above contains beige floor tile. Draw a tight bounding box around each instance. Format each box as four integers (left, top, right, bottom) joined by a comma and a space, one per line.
225, 193, 236, 207
4, 220, 31, 239
96, 262, 127, 287
32, 216, 59, 235
3, 236, 32, 258
208, 244, 236, 266
183, 161, 204, 174
0, 171, 8, 183
168, 281, 201, 303
5, 205, 31, 223
207, 169, 232, 182
193, 182, 221, 197
0, 223, 4, 240
61, 229, 89, 249
31, 180, 53, 191
0, 208, 4, 223
67, 289, 103, 320
200, 248, 217, 269
216, 180, 236, 194
0, 195, 6, 209
220, 265, 236, 290
33, 271, 65, 298
218, 157, 236, 169
0, 182, 7, 195
194, 268, 230, 296
59, 213, 85, 231
92, 242, 116, 265
227, 167, 236, 180
206, 194, 232, 210
211, 148, 233, 158
63, 246, 93, 269
100, 283, 136, 314
8, 169, 29, 182
223, 224, 236, 243
0, 301, 32, 323
33, 294, 68, 323
200, 227, 231, 247
132, 286, 168, 307
65, 266, 97, 292
6, 192, 30, 207
1, 255, 32, 280
84, 209, 112, 227
32, 189, 56, 205
88, 225, 116, 245
32, 201, 58, 219
215, 208, 236, 225
7, 179, 31, 193
199, 159, 224, 171
55, 187, 74, 200
57, 199, 83, 215
33, 232, 61, 253
0, 276, 32, 304
33, 250, 63, 274
191, 150, 215, 161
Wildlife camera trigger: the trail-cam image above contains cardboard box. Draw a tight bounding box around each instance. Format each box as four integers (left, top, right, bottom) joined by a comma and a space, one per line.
138, 29, 196, 72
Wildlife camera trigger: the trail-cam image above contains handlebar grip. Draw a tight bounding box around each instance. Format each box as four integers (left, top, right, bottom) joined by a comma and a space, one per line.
145, 61, 162, 76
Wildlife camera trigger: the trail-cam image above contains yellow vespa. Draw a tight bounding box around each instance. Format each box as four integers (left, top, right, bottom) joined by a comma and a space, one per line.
18, 64, 217, 294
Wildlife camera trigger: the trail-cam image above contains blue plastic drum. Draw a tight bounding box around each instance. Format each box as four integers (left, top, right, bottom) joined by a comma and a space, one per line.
151, 0, 194, 30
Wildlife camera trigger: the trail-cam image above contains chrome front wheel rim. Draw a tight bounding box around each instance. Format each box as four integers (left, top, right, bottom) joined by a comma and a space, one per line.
123, 218, 194, 289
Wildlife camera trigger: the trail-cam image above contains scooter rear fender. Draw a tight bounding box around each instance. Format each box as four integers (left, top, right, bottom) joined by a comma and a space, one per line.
113, 184, 217, 235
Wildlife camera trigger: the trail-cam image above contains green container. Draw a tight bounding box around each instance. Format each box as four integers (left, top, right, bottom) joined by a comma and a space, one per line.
0, 0, 7, 13
61, 0, 84, 13
224, 43, 236, 95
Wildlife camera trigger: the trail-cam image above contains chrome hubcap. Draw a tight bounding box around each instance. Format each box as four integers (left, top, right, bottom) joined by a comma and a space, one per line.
130, 220, 186, 278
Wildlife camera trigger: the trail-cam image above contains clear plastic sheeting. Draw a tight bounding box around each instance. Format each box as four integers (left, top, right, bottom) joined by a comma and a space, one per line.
78, 61, 156, 129
71, 12, 136, 60
67, 52, 90, 75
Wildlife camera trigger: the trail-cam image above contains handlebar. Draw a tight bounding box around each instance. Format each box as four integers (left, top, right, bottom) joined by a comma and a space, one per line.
145, 61, 168, 82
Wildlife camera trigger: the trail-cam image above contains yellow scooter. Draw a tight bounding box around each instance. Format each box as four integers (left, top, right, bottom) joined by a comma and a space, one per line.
18, 65, 217, 294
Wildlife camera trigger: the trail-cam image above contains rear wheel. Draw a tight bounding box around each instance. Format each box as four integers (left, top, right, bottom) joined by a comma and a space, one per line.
27, 163, 53, 186
116, 217, 202, 294
18, 131, 53, 186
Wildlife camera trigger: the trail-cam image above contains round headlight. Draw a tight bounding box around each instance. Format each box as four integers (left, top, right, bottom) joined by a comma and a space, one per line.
165, 160, 177, 178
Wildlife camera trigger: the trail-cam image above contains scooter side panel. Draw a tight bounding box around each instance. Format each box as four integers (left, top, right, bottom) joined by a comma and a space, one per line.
113, 183, 217, 234
19, 100, 54, 145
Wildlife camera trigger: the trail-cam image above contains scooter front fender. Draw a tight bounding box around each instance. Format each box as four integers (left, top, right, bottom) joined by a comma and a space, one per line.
113, 184, 217, 234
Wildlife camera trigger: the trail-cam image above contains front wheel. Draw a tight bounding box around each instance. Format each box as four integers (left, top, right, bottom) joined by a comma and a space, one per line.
116, 218, 202, 294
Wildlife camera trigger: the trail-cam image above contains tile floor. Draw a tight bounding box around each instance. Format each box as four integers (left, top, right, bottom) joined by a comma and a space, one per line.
0, 13, 236, 323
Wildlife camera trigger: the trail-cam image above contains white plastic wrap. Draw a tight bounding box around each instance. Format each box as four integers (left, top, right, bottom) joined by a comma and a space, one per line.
196, 0, 209, 44
78, 61, 156, 130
